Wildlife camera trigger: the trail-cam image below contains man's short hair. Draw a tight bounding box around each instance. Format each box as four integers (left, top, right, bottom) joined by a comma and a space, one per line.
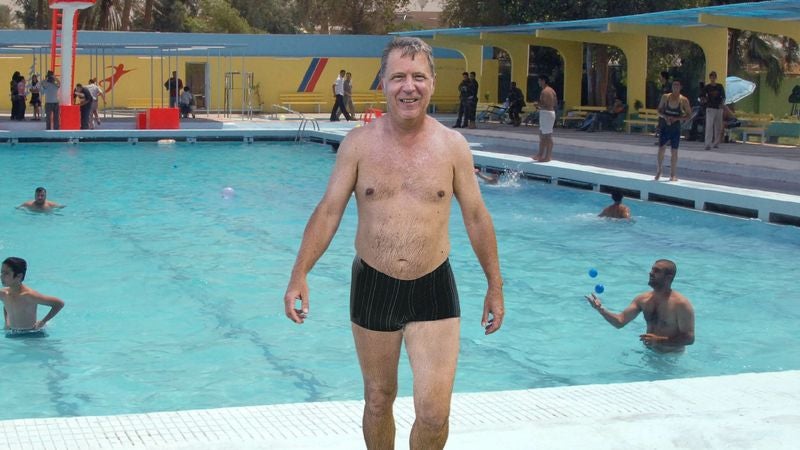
462, 72, 468, 76
379, 37, 435, 79
656, 259, 677, 279
709, 71, 717, 77
539, 74, 549, 84
511, 81, 517, 87
3, 257, 27, 281
35, 186, 46, 194
611, 190, 623, 203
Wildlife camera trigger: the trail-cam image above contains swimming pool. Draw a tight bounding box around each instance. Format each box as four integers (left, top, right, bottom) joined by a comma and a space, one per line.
1, 142, 798, 421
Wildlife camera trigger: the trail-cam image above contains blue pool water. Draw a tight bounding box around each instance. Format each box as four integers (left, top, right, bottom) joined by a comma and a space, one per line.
1, 142, 798, 420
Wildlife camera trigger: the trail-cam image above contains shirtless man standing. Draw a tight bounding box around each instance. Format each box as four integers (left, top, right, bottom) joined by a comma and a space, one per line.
19, 187, 63, 212
1, 257, 65, 337
533, 74, 557, 162
586, 259, 694, 352
283, 37, 504, 450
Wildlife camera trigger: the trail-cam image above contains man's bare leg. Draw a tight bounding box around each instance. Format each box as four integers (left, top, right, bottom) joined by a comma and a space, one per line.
655, 146, 666, 180
404, 318, 460, 450
533, 132, 546, 160
670, 147, 678, 181
542, 134, 554, 162
353, 323, 403, 450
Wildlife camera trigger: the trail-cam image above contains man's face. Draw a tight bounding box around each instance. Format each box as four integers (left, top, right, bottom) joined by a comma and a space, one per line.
34, 190, 46, 206
345, 73, 351, 80
383, 50, 434, 119
538, 79, 545, 89
0, 264, 20, 287
648, 262, 671, 289
709, 73, 717, 83
671, 81, 682, 94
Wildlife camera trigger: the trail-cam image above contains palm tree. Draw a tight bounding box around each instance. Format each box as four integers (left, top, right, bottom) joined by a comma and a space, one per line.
728, 30, 799, 93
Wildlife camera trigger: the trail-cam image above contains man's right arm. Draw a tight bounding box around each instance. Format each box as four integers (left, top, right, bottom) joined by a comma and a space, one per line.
587, 293, 642, 328
283, 133, 361, 323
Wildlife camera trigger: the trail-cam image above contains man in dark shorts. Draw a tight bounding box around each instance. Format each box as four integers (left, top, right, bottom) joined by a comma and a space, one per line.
655, 79, 690, 181
284, 37, 504, 449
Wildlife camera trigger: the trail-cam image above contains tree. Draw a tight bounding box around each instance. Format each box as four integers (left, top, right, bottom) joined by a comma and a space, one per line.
186, 0, 252, 34
293, 0, 410, 34
13, 0, 50, 29
230, 0, 295, 34
0, 5, 14, 28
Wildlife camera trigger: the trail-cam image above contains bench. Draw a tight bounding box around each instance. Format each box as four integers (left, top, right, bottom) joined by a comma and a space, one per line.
625, 109, 660, 133
559, 105, 607, 128
349, 92, 386, 113
733, 113, 773, 143
278, 93, 328, 113
429, 95, 461, 113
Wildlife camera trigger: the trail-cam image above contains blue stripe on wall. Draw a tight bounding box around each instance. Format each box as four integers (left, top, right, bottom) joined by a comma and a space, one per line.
298, 57, 319, 92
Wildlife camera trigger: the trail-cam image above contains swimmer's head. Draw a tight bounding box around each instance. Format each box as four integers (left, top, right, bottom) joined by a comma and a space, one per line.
1, 257, 27, 284
649, 259, 677, 289
34, 186, 47, 205
611, 190, 623, 204
379, 37, 435, 80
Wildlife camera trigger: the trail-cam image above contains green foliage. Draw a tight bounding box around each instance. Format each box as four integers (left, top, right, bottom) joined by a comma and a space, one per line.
0, 6, 14, 28
229, 0, 295, 33
186, 0, 253, 33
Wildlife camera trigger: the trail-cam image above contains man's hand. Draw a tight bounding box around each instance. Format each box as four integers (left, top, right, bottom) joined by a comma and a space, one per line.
481, 286, 504, 335
586, 293, 603, 311
283, 276, 309, 324
639, 333, 668, 346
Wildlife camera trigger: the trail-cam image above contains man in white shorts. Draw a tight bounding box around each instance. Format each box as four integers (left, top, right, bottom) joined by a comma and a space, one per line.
533, 75, 557, 162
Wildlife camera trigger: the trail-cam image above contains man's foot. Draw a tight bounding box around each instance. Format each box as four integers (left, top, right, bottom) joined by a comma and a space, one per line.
532, 156, 540, 161
192, 114, 196, 119
704, 146, 711, 150
655, 171, 661, 180
538, 158, 551, 162
713, 145, 719, 148
670, 176, 678, 181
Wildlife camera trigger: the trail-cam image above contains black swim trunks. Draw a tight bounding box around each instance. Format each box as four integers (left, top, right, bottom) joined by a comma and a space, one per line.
350, 257, 460, 332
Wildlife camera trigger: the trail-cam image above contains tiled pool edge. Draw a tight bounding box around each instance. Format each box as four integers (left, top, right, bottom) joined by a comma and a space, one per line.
2, 370, 797, 449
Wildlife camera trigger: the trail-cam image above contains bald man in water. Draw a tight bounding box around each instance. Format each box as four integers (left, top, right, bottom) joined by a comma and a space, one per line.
284, 37, 504, 449
586, 259, 694, 352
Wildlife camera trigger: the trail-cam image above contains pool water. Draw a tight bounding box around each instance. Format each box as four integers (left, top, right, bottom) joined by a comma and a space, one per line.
1, 142, 798, 420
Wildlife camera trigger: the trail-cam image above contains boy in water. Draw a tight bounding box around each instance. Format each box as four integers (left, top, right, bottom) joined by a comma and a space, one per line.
1, 257, 65, 337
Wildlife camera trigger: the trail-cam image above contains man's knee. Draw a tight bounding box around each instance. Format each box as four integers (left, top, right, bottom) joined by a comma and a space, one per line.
364, 383, 397, 416
415, 403, 450, 432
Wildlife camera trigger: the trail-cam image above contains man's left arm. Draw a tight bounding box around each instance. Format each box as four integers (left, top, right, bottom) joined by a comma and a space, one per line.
670, 301, 695, 345
29, 291, 65, 329
452, 137, 504, 335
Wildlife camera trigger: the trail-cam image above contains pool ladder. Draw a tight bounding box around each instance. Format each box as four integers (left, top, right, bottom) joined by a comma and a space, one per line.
271, 104, 319, 142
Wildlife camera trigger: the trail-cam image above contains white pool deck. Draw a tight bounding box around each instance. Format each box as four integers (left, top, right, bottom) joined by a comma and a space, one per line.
2, 371, 798, 449
2, 115, 799, 449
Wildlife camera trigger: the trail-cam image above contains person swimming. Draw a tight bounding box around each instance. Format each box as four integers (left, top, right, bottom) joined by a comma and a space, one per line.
18, 187, 64, 212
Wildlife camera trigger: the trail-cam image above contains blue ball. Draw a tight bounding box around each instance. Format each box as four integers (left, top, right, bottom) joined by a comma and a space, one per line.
588, 268, 598, 278
594, 284, 605, 294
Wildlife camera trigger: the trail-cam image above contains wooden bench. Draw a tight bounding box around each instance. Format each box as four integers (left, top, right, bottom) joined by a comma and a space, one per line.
625, 109, 660, 133
350, 92, 386, 112
429, 95, 461, 113
278, 93, 328, 113
733, 113, 773, 143
559, 105, 607, 128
